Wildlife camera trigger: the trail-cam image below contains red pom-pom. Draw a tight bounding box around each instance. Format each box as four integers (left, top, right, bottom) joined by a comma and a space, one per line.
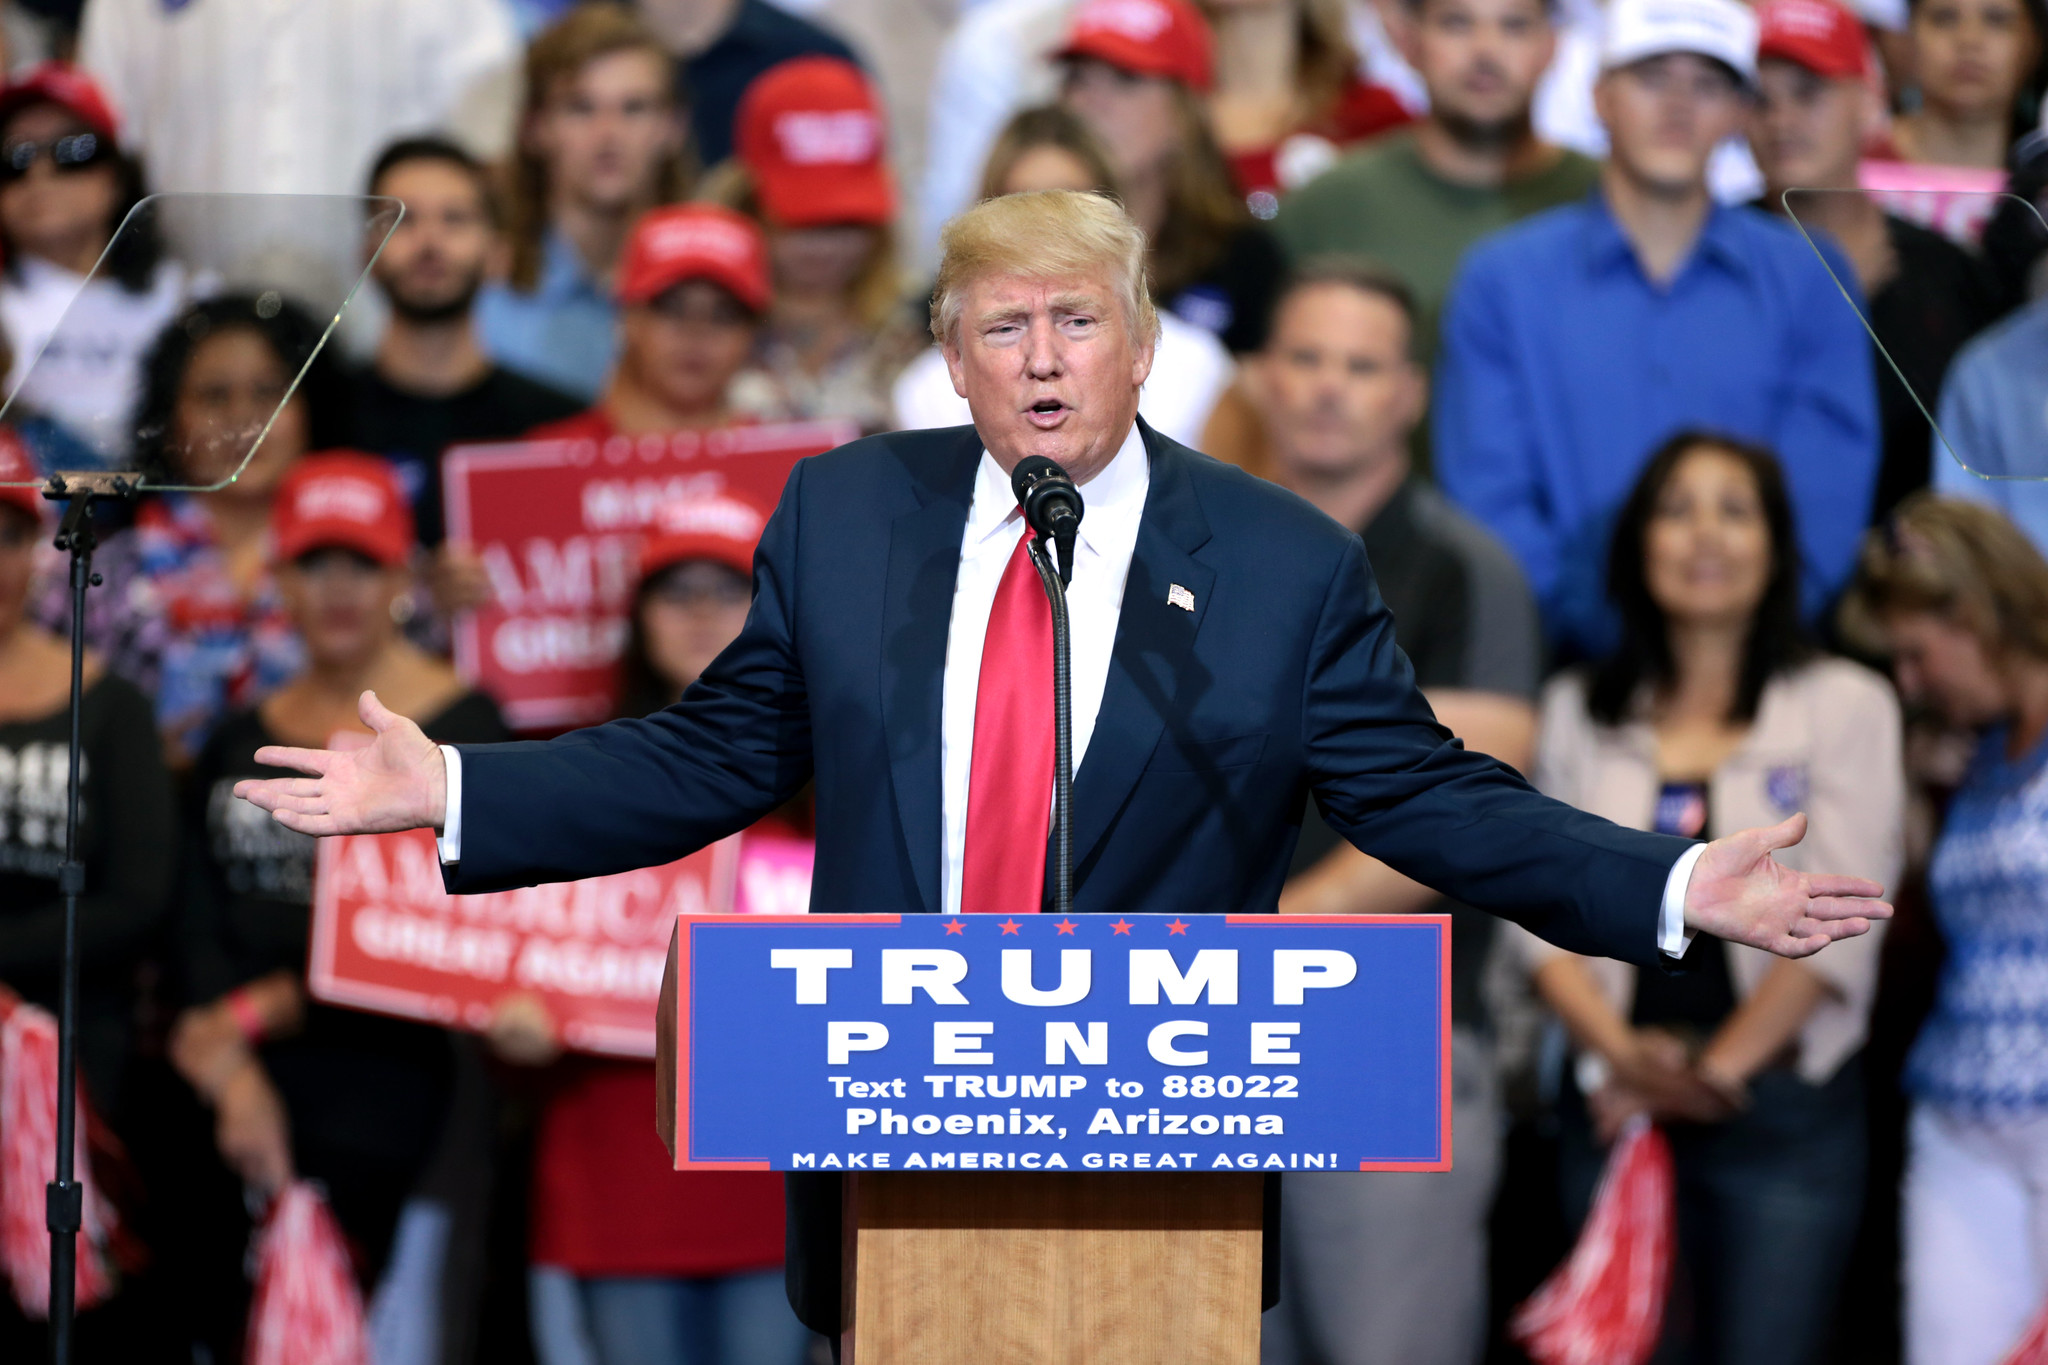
1511, 1119, 1676, 1365
247, 1182, 369, 1365
0, 990, 115, 1318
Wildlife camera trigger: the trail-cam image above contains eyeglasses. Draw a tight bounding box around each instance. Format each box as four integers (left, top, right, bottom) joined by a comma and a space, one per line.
0, 132, 111, 183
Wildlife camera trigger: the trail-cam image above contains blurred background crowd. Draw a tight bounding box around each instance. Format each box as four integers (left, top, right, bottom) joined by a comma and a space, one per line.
0, 0, 2046, 1361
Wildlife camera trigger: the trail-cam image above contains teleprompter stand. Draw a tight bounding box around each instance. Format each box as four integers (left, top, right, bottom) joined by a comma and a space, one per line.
39, 470, 138, 1365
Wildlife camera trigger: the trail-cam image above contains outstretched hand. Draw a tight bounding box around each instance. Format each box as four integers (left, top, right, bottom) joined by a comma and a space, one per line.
1683, 812, 1890, 958
233, 691, 447, 837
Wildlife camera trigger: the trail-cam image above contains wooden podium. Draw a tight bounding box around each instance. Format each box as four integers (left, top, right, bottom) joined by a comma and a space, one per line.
839, 1170, 1264, 1362
658, 938, 1270, 1363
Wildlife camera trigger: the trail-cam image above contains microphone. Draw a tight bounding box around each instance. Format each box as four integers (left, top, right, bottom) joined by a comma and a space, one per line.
1011, 455, 1083, 586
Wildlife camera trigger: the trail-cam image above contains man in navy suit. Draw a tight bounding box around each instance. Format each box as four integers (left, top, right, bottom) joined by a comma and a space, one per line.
238, 190, 1888, 1332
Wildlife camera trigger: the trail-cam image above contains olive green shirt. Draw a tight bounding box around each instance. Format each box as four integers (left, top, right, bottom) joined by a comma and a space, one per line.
1275, 130, 1602, 368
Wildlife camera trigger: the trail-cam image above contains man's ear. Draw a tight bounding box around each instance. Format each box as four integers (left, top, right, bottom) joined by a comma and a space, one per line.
1239, 352, 1271, 414
1131, 330, 1157, 389
485, 233, 513, 284
943, 338, 969, 399
1400, 360, 1429, 431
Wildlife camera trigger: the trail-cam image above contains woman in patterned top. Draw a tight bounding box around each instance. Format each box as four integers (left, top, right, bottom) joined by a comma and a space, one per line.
38, 293, 347, 765
1843, 495, 2048, 1365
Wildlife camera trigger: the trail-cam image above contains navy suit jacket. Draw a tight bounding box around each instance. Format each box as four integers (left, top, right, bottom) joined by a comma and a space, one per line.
445, 419, 1689, 965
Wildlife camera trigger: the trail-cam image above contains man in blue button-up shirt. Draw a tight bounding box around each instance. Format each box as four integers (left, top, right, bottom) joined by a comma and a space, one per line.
1435, 0, 1878, 658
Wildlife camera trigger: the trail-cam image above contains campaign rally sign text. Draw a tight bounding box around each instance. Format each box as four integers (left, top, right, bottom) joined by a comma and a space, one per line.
443, 421, 852, 730
312, 827, 740, 1057
669, 913, 1449, 1173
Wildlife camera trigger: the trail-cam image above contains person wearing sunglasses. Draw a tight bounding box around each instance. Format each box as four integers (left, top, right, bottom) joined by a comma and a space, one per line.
0, 63, 195, 466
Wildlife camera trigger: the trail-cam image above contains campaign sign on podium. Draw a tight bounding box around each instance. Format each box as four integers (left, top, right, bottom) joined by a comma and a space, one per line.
664, 913, 1450, 1174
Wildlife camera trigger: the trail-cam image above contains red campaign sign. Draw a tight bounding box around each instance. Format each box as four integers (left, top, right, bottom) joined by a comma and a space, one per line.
443, 421, 854, 731
308, 827, 743, 1058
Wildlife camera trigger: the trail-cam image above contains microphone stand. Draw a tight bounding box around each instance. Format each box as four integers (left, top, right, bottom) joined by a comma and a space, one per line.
1025, 534, 1073, 917
39, 469, 137, 1365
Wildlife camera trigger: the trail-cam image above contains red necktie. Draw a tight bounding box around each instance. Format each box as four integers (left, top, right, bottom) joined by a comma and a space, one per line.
962, 527, 1053, 915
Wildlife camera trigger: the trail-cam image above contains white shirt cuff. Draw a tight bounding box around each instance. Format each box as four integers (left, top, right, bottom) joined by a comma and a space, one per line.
1659, 842, 1707, 958
437, 745, 462, 865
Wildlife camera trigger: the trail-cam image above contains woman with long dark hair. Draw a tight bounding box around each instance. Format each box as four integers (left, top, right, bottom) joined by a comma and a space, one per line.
1515, 431, 1903, 1365
37, 293, 347, 764
1891, 0, 2048, 169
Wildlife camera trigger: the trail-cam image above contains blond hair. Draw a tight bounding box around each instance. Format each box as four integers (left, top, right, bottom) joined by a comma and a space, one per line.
930, 190, 1159, 349
1839, 493, 2048, 660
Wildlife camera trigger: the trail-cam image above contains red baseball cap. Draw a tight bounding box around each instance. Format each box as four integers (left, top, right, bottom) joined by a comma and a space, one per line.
1057, 0, 1214, 92
638, 495, 766, 583
0, 427, 42, 521
0, 63, 120, 144
1757, 0, 1869, 80
616, 204, 772, 313
738, 57, 895, 229
271, 452, 415, 567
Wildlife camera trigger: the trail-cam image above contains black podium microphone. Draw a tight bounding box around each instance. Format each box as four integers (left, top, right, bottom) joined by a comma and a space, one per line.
1010, 456, 1082, 587
1011, 456, 1079, 916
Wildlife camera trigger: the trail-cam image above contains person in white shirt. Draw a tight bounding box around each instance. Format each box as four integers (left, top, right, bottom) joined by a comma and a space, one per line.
79, 0, 521, 331
0, 64, 195, 464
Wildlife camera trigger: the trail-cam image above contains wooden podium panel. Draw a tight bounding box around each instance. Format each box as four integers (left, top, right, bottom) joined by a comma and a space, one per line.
842, 1171, 1263, 1365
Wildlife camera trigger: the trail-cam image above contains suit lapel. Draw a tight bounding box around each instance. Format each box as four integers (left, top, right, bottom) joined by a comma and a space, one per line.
1071, 421, 1215, 871
879, 429, 980, 915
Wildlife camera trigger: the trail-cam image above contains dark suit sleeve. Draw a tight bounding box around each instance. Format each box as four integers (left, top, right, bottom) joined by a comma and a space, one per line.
1302, 536, 1687, 966
444, 463, 818, 894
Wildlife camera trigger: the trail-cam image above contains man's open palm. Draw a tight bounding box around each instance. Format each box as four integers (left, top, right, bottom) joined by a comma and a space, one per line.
1685, 813, 1890, 957
233, 691, 447, 837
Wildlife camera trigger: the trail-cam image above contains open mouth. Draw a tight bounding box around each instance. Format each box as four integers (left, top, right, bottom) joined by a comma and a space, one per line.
1026, 399, 1068, 427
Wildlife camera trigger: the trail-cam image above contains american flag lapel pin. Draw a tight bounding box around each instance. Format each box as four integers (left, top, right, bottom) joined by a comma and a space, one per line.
1167, 583, 1195, 612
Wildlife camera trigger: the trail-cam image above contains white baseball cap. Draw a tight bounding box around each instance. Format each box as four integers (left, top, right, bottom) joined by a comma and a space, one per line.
1601, 0, 1761, 86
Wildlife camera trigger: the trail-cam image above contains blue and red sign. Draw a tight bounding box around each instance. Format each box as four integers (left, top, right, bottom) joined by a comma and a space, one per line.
668, 913, 1450, 1174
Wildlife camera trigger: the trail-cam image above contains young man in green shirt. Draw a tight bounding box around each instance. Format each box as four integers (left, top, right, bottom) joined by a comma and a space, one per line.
1275, 0, 1597, 372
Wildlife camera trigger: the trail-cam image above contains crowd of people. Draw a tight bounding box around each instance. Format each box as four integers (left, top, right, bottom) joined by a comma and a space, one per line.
0, 0, 2043, 1361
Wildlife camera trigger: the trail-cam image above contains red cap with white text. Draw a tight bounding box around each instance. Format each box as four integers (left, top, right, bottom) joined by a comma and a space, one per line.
1757, 0, 1870, 80
271, 452, 415, 567
1056, 0, 1214, 92
738, 57, 895, 229
638, 495, 766, 582
615, 204, 772, 313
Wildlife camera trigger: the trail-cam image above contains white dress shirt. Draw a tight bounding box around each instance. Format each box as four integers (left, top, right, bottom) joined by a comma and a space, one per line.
938, 426, 1150, 914
438, 419, 1698, 953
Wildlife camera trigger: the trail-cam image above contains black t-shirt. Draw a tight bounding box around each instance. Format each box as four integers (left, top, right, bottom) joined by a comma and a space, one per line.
1287, 482, 1541, 1030
1163, 223, 1287, 355
345, 364, 581, 545
181, 691, 508, 1195
684, 0, 860, 166
1629, 782, 1738, 1034
0, 673, 172, 1113
1867, 215, 2002, 520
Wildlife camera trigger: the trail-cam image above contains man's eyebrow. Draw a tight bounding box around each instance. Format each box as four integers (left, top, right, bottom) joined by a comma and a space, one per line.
975, 304, 1031, 328
1049, 293, 1104, 314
